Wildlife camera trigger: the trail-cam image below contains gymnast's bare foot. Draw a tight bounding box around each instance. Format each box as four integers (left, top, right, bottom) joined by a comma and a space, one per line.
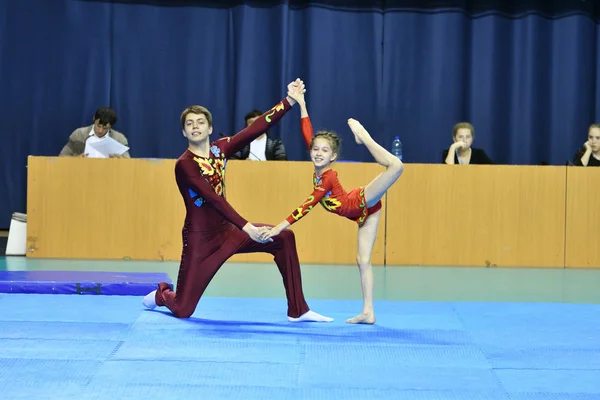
346, 312, 376, 324
288, 310, 333, 323
347, 118, 372, 145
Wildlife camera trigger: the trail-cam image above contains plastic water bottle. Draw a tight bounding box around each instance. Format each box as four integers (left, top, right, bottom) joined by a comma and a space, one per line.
391, 136, 402, 161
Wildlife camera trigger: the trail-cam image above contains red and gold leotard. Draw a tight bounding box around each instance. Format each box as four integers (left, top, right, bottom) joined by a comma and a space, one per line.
284, 116, 382, 228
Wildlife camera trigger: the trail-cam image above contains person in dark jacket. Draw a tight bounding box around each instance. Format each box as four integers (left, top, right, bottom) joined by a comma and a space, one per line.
230, 110, 288, 161
572, 123, 600, 167
442, 122, 493, 165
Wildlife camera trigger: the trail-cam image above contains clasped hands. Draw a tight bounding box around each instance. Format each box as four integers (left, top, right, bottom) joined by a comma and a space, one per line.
244, 224, 284, 244
258, 226, 283, 243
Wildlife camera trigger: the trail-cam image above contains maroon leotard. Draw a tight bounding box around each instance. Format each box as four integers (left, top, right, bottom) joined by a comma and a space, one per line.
155, 98, 310, 318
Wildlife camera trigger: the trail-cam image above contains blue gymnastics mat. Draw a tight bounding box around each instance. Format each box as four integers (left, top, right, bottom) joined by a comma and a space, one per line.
0, 271, 170, 295
0, 294, 599, 399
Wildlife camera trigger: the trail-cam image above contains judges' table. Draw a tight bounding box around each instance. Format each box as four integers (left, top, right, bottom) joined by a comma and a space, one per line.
385, 164, 567, 268
25, 157, 600, 268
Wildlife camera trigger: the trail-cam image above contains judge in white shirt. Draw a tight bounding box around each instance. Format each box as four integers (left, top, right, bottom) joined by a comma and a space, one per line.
59, 107, 130, 158
230, 109, 287, 161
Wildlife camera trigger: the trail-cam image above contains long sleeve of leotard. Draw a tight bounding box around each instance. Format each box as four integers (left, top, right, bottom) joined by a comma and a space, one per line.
177, 159, 248, 229
219, 98, 293, 157
301, 116, 313, 150
285, 173, 333, 225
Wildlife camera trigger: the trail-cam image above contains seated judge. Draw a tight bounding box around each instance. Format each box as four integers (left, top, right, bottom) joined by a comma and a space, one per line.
573, 124, 600, 167
443, 122, 492, 165
59, 107, 130, 158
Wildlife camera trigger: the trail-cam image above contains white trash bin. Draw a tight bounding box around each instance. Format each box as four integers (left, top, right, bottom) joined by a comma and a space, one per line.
6, 212, 27, 256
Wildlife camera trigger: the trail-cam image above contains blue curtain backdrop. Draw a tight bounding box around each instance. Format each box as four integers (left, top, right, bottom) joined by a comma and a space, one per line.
0, 0, 599, 228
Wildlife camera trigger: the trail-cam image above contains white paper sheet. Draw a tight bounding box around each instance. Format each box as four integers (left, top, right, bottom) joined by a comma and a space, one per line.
87, 136, 129, 157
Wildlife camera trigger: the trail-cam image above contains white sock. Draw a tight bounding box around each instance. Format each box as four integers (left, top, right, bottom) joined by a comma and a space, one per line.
142, 290, 157, 309
288, 310, 333, 323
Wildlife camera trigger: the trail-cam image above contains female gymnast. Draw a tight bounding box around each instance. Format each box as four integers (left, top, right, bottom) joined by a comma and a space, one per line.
261, 90, 404, 324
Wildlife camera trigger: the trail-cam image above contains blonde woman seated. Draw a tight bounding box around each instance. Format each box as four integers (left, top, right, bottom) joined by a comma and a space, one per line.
573, 124, 600, 167
443, 122, 493, 165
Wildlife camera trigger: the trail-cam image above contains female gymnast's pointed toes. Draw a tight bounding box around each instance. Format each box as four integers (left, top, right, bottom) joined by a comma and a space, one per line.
142, 290, 157, 309
347, 118, 368, 144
